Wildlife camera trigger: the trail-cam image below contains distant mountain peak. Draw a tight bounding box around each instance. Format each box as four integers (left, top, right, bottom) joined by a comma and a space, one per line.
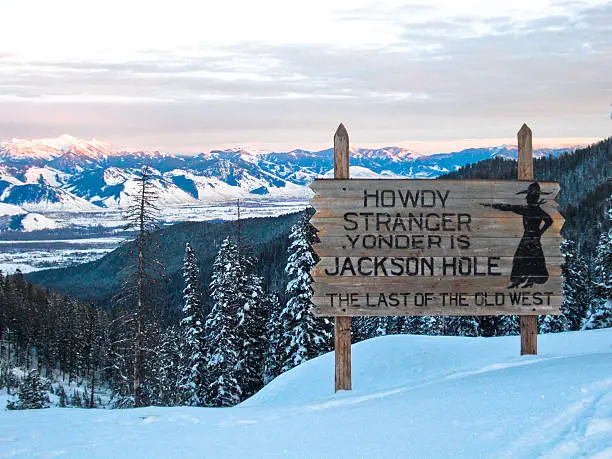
1, 135, 124, 160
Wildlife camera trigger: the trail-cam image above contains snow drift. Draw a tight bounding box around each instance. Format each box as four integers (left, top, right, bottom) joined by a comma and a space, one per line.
0, 329, 610, 458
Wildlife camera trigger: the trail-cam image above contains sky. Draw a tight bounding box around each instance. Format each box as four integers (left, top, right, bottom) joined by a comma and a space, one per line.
0, 0, 611, 153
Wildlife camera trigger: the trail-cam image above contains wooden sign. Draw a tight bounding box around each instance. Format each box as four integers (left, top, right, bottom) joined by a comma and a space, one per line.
311, 179, 565, 316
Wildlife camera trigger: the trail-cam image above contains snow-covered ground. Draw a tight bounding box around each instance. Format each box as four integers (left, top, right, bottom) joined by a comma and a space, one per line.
1, 329, 610, 458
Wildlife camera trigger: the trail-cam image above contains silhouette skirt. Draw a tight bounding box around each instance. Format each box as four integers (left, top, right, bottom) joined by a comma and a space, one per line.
510, 236, 549, 284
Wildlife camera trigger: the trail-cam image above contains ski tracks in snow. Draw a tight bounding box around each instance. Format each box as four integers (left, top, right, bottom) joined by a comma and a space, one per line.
502, 378, 612, 459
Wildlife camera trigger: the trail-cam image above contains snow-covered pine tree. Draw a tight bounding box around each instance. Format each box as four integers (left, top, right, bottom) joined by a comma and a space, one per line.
477, 315, 518, 337
540, 238, 591, 333
236, 272, 267, 398
153, 326, 182, 406
204, 237, 243, 406
419, 316, 445, 335
585, 223, 612, 329
351, 317, 377, 342
444, 316, 479, 336
262, 293, 282, 385
7, 369, 49, 410
399, 316, 422, 335
178, 243, 207, 406
558, 239, 591, 330
105, 306, 136, 408
279, 214, 332, 373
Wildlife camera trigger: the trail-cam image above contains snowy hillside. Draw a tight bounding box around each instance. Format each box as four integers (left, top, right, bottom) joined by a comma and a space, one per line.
0, 135, 578, 219
1, 329, 610, 458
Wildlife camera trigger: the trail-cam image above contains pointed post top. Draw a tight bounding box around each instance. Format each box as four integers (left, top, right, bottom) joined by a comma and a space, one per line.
518, 123, 532, 136
335, 123, 348, 140
334, 123, 349, 179
517, 123, 533, 181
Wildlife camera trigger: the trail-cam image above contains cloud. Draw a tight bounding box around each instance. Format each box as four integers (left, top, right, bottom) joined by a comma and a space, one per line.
0, 0, 610, 150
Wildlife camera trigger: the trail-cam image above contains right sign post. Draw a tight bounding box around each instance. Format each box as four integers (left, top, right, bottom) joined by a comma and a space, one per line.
311, 178, 564, 316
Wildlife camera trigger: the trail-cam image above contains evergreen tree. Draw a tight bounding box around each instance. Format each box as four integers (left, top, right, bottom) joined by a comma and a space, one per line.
477, 315, 518, 337
178, 243, 206, 406
7, 370, 49, 410
586, 223, 612, 329
399, 316, 422, 335
236, 273, 267, 398
351, 317, 377, 342
152, 326, 182, 406
263, 293, 282, 384
122, 165, 161, 407
279, 215, 332, 373
419, 316, 444, 335
204, 237, 243, 406
553, 239, 591, 330
445, 316, 479, 337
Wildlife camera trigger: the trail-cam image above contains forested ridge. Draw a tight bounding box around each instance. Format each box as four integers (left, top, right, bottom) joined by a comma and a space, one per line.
28, 212, 300, 319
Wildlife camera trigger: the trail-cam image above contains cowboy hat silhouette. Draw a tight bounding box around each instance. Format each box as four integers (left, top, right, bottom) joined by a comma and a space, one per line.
517, 182, 551, 205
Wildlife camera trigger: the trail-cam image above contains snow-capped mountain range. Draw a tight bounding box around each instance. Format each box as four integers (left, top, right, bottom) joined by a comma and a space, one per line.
0, 135, 578, 228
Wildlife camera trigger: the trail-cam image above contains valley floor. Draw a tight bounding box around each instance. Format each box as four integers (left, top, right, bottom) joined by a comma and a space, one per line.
0, 329, 611, 458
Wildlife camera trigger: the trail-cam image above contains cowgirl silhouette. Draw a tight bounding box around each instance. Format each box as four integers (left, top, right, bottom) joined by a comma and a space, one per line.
483, 182, 553, 288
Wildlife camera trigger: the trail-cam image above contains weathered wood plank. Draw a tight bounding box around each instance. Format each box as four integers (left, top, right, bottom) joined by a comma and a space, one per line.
311, 294, 563, 316
311, 200, 563, 219
313, 256, 564, 278
313, 216, 565, 238
313, 238, 564, 258
312, 276, 563, 295
310, 178, 559, 199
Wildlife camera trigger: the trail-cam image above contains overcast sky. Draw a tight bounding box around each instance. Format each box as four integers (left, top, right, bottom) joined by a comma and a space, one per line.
1, 0, 611, 153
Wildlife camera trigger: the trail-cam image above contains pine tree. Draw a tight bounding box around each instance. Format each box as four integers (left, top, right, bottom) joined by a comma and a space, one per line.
204, 237, 243, 406
178, 243, 207, 406
263, 293, 282, 385
562, 239, 591, 329
419, 316, 444, 335
153, 326, 182, 406
445, 316, 479, 336
542, 239, 591, 332
236, 273, 267, 398
586, 224, 612, 329
7, 370, 49, 410
122, 165, 161, 407
279, 215, 332, 373
399, 316, 422, 335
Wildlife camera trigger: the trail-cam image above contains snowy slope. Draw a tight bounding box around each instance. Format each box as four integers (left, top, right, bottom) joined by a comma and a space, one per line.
1, 329, 610, 458
0, 202, 26, 216
10, 213, 61, 231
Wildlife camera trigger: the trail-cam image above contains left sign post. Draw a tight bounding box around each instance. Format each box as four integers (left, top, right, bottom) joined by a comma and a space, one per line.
332, 123, 352, 392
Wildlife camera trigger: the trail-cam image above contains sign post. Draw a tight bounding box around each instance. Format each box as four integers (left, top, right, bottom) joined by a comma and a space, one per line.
333, 123, 352, 392
312, 123, 564, 390
518, 123, 538, 355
